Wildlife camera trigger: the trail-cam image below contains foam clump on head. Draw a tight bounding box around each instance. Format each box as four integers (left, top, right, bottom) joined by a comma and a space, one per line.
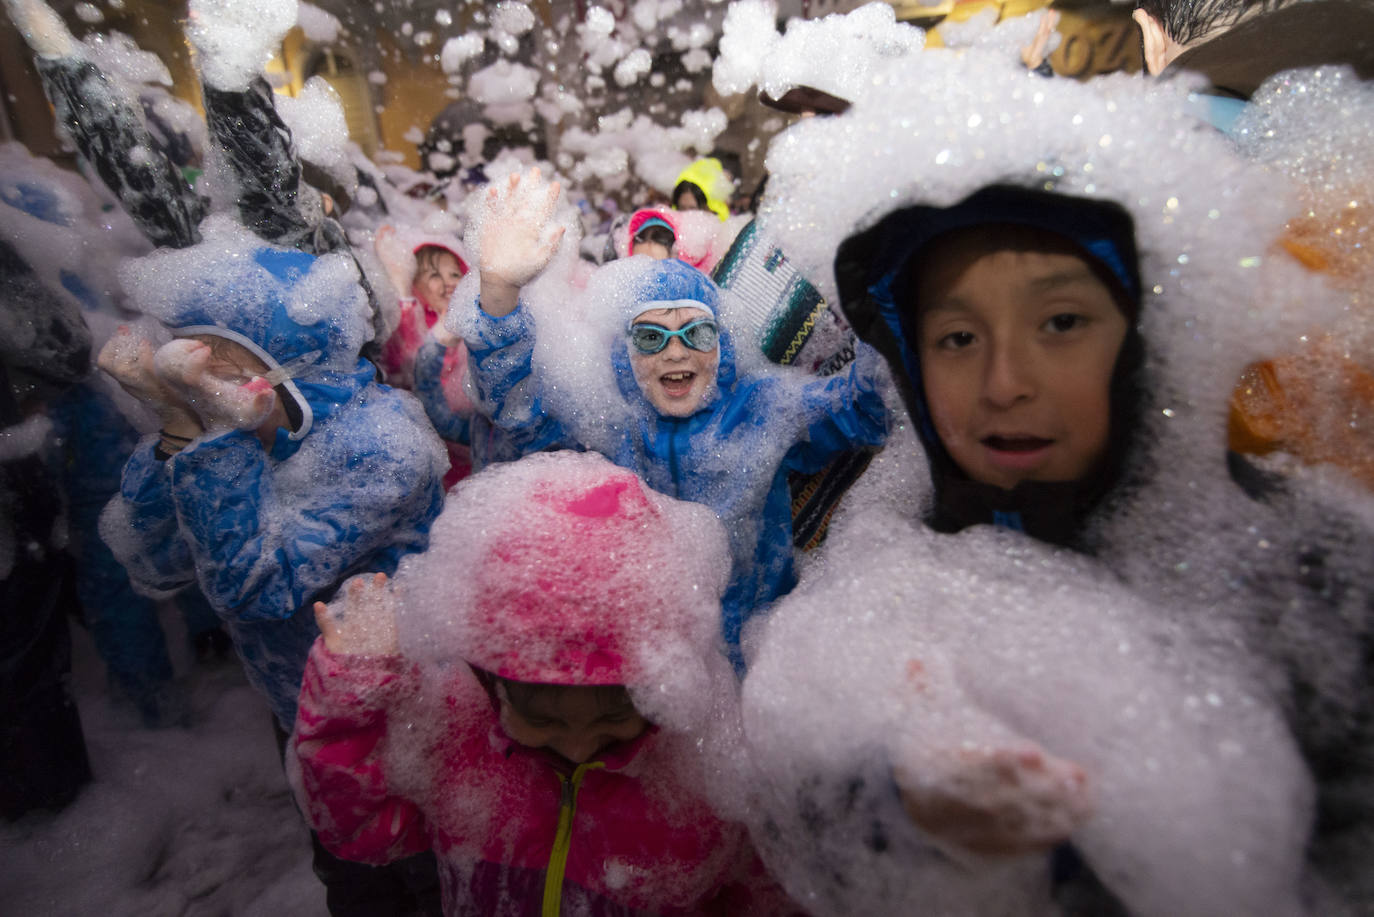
119, 215, 371, 373
275, 77, 357, 197
393, 451, 732, 727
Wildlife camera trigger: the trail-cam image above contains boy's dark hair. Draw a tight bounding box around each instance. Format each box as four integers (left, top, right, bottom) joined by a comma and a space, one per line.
1135, 0, 1280, 45
672, 181, 709, 210
496, 677, 636, 720
900, 224, 1138, 329
633, 224, 677, 251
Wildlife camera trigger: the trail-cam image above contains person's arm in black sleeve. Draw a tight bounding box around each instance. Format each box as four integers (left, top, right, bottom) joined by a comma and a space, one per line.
201, 76, 315, 248
7, 0, 204, 248
35, 57, 205, 250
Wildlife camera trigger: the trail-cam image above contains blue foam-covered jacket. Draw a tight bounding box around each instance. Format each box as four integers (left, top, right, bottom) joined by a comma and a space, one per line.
464, 260, 890, 659
103, 247, 447, 727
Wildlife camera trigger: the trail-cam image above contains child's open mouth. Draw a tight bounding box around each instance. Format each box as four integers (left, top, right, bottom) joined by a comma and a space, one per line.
659, 371, 696, 397
982, 435, 1053, 453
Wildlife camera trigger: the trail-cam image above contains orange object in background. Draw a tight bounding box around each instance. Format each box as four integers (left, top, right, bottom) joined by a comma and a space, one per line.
1227, 198, 1374, 489
1229, 345, 1374, 490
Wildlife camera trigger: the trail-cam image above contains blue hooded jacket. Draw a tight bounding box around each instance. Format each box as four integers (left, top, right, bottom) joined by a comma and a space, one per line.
103, 246, 447, 727
464, 258, 890, 660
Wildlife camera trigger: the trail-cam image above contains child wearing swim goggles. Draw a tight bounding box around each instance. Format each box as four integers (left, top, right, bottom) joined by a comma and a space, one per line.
627, 317, 718, 354
456, 168, 893, 666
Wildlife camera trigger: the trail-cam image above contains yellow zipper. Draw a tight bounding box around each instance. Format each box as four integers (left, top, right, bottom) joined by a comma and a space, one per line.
541, 760, 605, 917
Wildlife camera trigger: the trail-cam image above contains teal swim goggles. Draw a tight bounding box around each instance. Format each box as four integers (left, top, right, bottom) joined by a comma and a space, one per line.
627, 318, 720, 355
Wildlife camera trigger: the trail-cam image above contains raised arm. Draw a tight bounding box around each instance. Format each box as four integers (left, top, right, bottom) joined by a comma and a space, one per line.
474, 168, 565, 317
786, 341, 892, 474
5, 0, 205, 249
293, 573, 431, 864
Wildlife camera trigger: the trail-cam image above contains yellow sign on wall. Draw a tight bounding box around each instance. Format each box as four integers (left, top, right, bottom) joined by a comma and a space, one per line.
906, 0, 1144, 78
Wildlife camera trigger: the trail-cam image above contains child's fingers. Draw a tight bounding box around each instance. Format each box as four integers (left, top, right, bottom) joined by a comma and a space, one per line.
313, 600, 340, 648
534, 180, 562, 225
538, 225, 567, 261
235, 379, 277, 428
364, 571, 391, 613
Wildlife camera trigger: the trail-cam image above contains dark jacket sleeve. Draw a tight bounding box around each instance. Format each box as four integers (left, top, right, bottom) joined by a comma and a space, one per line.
35, 57, 204, 250
200, 78, 384, 327
201, 76, 313, 248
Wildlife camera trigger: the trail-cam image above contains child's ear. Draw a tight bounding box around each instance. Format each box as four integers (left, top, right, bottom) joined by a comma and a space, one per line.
1132, 9, 1178, 77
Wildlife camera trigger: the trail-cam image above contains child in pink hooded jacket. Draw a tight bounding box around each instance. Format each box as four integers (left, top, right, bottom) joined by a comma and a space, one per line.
291, 451, 798, 916
375, 227, 476, 485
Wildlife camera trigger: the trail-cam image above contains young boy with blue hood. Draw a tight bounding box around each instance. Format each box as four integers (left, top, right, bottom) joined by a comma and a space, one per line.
97, 224, 448, 915
861, 184, 1145, 549
456, 169, 891, 663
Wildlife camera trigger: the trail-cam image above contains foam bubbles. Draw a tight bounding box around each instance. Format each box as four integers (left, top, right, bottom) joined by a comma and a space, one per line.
185, 0, 298, 92
274, 77, 355, 193
441, 33, 484, 74
746, 509, 1313, 916
713, 0, 922, 103
392, 451, 733, 731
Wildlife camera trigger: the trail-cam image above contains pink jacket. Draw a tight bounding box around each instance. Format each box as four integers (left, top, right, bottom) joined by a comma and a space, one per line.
294, 647, 795, 916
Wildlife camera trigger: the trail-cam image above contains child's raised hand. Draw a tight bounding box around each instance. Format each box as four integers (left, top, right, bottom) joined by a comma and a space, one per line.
477, 168, 566, 292
152, 338, 278, 432
894, 740, 1093, 858
374, 224, 417, 297
98, 326, 202, 434
314, 572, 401, 656
3, 0, 77, 58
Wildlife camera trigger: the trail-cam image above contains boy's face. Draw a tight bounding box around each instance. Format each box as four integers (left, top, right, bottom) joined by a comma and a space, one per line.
413, 250, 464, 313
498, 683, 649, 764
913, 233, 1128, 491
629, 306, 719, 417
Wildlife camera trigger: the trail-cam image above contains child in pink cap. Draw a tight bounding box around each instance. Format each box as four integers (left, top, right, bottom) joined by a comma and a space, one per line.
292, 450, 801, 917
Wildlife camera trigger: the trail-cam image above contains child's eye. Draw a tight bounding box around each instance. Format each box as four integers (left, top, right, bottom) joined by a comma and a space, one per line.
1044, 313, 1087, 333
936, 331, 976, 350
521, 717, 557, 729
